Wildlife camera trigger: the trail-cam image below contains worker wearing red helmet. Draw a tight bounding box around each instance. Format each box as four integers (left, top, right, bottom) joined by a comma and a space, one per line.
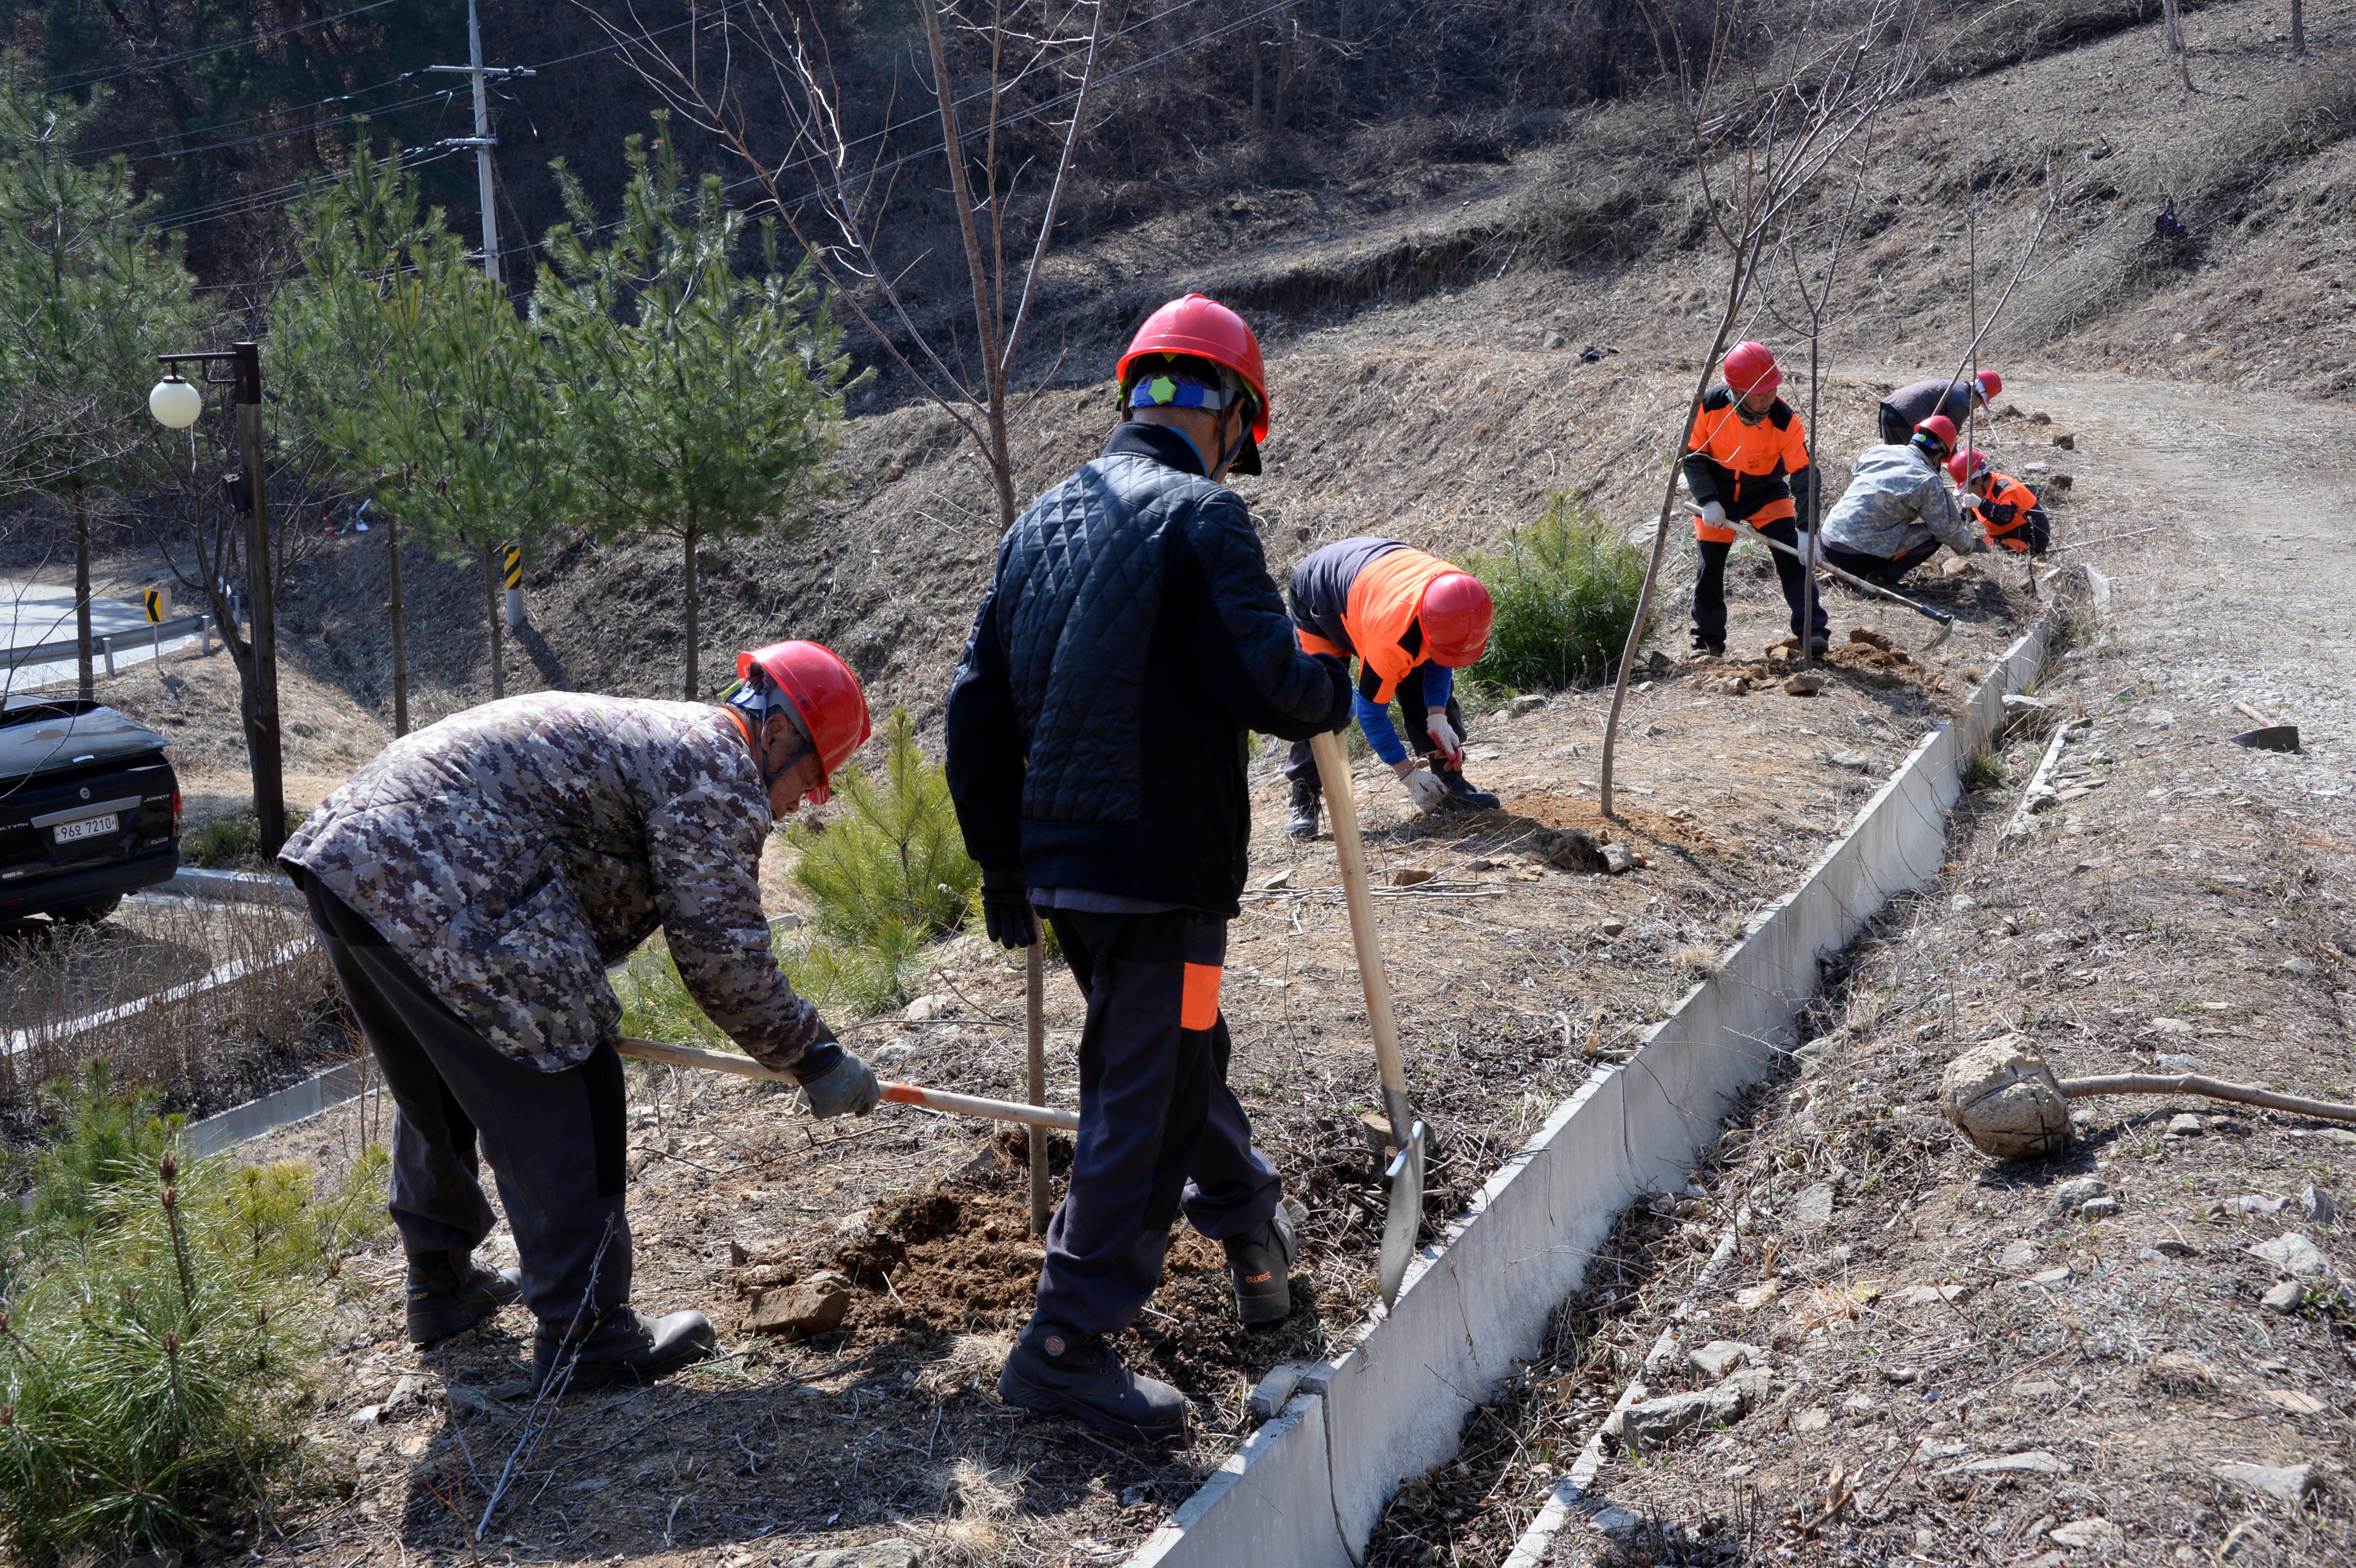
1949, 449, 2052, 556
278, 645, 876, 1393
1681, 341, 1828, 658
1281, 538, 1499, 837
1878, 370, 2002, 446
947, 294, 1351, 1442
1818, 416, 1988, 586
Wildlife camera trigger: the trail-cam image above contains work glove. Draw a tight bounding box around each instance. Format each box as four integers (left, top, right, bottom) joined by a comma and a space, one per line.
1425, 712, 1463, 765
1397, 767, 1448, 813
1312, 653, 1353, 731
979, 867, 1038, 950
1697, 501, 1727, 527
794, 1042, 882, 1120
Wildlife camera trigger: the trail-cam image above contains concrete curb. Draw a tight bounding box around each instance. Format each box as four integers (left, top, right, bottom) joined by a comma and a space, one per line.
1128, 609, 2061, 1568
185, 1061, 370, 1158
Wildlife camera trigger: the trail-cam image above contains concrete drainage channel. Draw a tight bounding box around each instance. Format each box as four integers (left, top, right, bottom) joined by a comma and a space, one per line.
1128, 600, 2070, 1568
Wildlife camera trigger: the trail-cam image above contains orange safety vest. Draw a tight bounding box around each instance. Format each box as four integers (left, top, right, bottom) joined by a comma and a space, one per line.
1685, 391, 1813, 543
1292, 546, 1458, 704
1980, 474, 2041, 552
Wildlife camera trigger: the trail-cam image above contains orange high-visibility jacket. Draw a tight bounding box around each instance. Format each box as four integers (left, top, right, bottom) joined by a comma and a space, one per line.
1681, 389, 1816, 543
1289, 538, 1462, 705
1977, 473, 2048, 552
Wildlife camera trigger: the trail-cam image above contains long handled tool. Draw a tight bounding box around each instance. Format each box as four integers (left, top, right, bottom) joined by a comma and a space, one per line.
1734, 522, 1956, 650
1308, 729, 1425, 1308
615, 1035, 1079, 1131
1025, 937, 1051, 1235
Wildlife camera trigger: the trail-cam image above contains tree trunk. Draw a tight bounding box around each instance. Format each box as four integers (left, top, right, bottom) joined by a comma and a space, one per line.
73, 482, 93, 700
683, 526, 700, 700
1274, 22, 1296, 138
2292, 0, 2305, 54
387, 512, 409, 736
2161, 0, 2194, 87
483, 542, 504, 701
1250, 32, 1264, 139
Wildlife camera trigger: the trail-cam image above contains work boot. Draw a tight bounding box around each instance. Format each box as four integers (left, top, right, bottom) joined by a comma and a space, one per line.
1286, 778, 1321, 840
1691, 639, 1724, 660
998, 1318, 1189, 1441
532, 1305, 716, 1394
1806, 634, 1830, 658
1223, 1208, 1298, 1326
1434, 764, 1500, 813
404, 1250, 523, 1346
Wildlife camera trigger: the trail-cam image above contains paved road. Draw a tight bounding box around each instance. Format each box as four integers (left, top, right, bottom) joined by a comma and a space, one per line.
1, 577, 205, 698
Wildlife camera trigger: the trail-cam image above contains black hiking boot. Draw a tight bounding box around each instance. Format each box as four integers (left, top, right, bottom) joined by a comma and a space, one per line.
1806, 634, 1830, 658
405, 1250, 523, 1346
1223, 1208, 1298, 1325
1691, 640, 1725, 660
1434, 764, 1500, 813
532, 1305, 716, 1394
998, 1318, 1189, 1441
1286, 778, 1321, 840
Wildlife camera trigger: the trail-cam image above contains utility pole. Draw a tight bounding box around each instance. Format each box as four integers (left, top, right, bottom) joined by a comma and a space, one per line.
431, 0, 537, 655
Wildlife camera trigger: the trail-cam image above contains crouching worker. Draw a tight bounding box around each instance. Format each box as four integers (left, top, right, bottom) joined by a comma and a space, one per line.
1819, 416, 1989, 587
278, 644, 878, 1391
1682, 341, 1827, 658
1281, 536, 1497, 839
1949, 448, 2051, 556
945, 294, 1352, 1441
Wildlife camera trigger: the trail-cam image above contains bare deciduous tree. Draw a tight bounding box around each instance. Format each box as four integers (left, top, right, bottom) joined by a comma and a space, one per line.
1598, 0, 1927, 820
579, 0, 1105, 534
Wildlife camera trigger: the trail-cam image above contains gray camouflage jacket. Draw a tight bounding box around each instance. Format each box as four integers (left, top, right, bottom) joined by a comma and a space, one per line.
1820, 444, 1982, 560
281, 693, 824, 1074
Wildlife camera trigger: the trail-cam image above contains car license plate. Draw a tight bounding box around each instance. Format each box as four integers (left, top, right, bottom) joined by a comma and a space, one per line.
52, 815, 119, 846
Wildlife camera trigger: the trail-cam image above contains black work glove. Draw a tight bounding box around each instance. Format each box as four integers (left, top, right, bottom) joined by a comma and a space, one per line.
1312, 653, 1353, 733
793, 1041, 882, 1119
980, 868, 1037, 950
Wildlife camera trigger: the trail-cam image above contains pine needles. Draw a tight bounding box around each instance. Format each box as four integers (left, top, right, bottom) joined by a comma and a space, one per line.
1464, 495, 1654, 695
781, 708, 981, 1015
0, 1064, 387, 1564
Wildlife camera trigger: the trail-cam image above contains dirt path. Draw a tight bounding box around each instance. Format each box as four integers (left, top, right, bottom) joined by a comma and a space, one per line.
1365, 373, 2356, 1567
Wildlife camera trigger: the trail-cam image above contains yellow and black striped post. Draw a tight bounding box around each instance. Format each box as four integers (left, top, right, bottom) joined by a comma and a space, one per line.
502, 542, 527, 630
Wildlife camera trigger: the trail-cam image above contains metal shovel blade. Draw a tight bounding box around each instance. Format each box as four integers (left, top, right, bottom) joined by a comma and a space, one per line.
1378, 1087, 1425, 1307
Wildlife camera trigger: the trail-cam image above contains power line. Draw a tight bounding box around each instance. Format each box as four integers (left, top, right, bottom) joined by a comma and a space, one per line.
43, 0, 404, 93
76, 70, 430, 160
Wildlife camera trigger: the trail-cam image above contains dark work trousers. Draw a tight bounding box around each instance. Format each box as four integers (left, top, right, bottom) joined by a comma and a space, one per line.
299, 875, 632, 1322
1691, 517, 1828, 651
1824, 539, 1942, 588
1034, 907, 1280, 1338
1876, 406, 1912, 446
1285, 691, 1468, 789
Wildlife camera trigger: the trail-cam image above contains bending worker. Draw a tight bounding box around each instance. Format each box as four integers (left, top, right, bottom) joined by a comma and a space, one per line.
1819, 415, 1989, 586
1949, 448, 2051, 555
947, 294, 1351, 1442
1877, 368, 2001, 447
278, 645, 879, 1391
1682, 340, 1826, 658
1282, 536, 1498, 840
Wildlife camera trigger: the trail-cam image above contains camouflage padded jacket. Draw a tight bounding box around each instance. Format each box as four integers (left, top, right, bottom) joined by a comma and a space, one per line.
281, 693, 823, 1074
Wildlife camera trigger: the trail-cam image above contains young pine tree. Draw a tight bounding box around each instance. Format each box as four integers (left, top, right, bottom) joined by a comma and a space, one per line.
537, 117, 858, 699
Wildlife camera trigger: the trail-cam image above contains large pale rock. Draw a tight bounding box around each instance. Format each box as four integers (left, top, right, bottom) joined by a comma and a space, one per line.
1613, 1368, 1769, 1448
1942, 1034, 2074, 1159
2211, 1462, 2320, 1504
745, 1270, 853, 1337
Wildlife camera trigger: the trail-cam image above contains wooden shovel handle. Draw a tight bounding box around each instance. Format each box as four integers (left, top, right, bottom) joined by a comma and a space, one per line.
1309, 730, 1410, 1100
613, 1034, 1079, 1130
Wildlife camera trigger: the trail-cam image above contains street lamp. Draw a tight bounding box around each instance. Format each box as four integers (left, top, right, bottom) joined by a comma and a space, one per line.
147, 372, 202, 430
150, 341, 285, 856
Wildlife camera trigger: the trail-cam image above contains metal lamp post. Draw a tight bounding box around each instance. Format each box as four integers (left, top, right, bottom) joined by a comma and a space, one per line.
150, 342, 287, 855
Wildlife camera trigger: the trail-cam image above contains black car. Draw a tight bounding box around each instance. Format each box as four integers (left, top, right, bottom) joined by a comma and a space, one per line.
0, 698, 181, 924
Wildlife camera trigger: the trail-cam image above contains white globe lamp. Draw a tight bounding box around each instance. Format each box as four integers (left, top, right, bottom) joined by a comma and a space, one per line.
148, 374, 202, 430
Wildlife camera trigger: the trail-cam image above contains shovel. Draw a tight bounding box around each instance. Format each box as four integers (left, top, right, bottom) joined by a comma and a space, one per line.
1307, 729, 1426, 1308
615, 1034, 1079, 1131
1734, 522, 1956, 651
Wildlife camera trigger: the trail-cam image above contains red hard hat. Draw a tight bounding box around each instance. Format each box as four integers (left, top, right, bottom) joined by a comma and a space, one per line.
1974, 370, 2003, 400
1947, 448, 1990, 485
1116, 294, 1270, 442
1915, 414, 1957, 450
1721, 341, 1781, 396
1418, 572, 1494, 667
736, 640, 872, 806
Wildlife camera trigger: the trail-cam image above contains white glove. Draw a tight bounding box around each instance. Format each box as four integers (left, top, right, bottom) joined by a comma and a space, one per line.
1399, 768, 1447, 813
1426, 713, 1462, 763
1698, 501, 1727, 527
1797, 529, 1823, 566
